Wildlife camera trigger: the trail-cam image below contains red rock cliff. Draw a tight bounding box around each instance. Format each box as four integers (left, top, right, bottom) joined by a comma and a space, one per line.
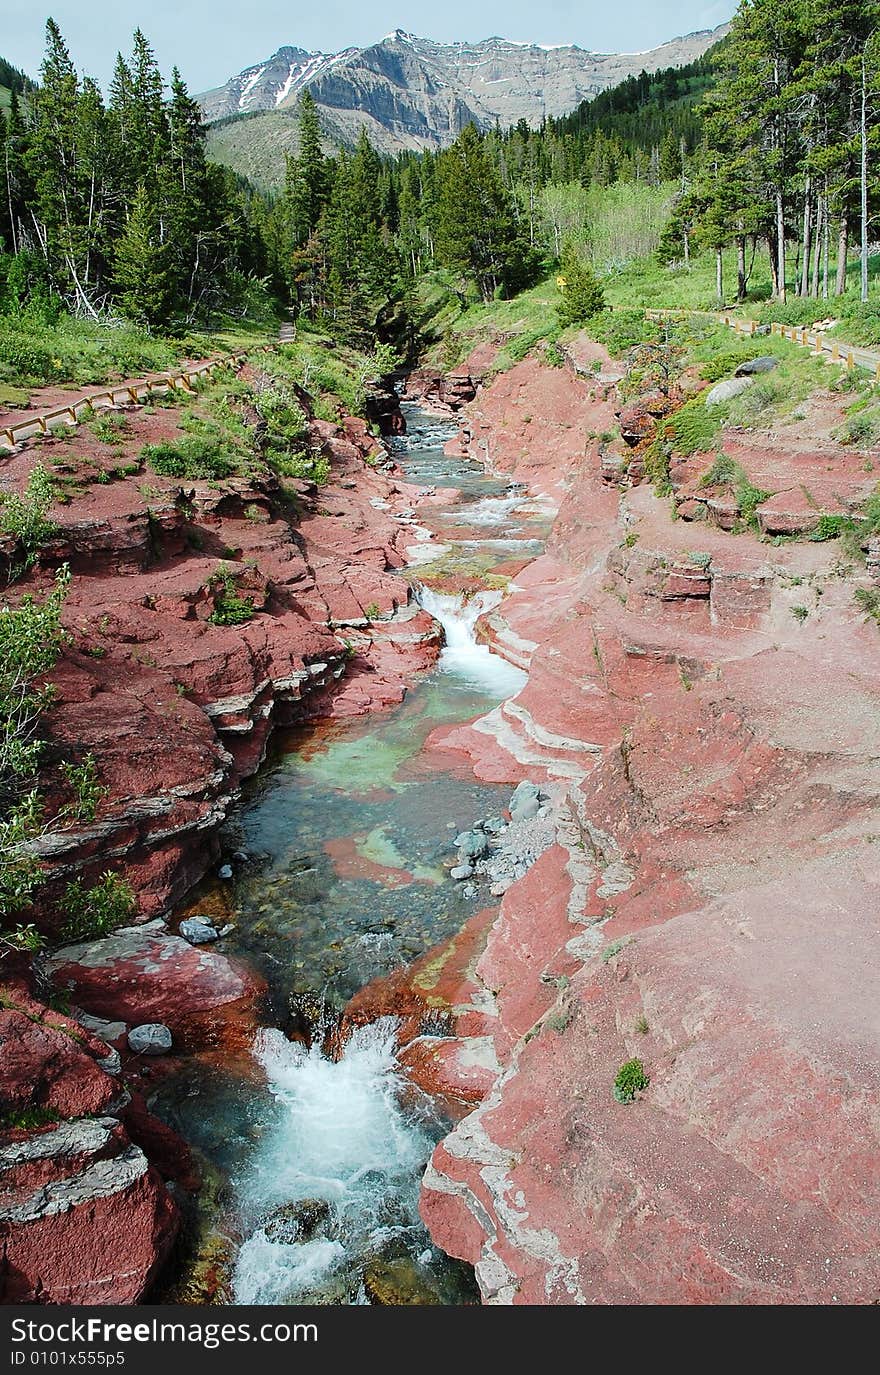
413, 344, 880, 1305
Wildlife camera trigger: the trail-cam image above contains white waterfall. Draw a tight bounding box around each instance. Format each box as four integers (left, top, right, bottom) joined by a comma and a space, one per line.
232, 1021, 432, 1305
415, 585, 527, 697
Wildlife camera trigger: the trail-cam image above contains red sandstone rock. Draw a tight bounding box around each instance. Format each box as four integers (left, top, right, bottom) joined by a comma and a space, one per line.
0, 1116, 177, 1304
0, 1003, 117, 1120
415, 344, 880, 1306
45, 922, 266, 1052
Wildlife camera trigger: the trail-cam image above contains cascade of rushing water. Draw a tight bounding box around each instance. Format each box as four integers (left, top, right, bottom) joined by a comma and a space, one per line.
414, 584, 527, 697
232, 1022, 436, 1305
158, 402, 546, 1306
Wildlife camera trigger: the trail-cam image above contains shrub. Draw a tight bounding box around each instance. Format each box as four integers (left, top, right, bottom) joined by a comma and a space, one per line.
91, 412, 131, 446
0, 462, 58, 568
270, 449, 330, 485
660, 396, 721, 457
587, 309, 659, 357
2, 1105, 60, 1130
0, 922, 45, 954
209, 570, 255, 626
791, 604, 809, 622
59, 871, 135, 942
255, 384, 310, 450
600, 937, 630, 962
810, 514, 854, 542
840, 413, 879, 448
60, 755, 107, 824
854, 586, 880, 624
141, 436, 235, 480
613, 1057, 649, 1103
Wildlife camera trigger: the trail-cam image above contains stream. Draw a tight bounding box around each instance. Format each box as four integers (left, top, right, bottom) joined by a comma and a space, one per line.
152, 404, 551, 1305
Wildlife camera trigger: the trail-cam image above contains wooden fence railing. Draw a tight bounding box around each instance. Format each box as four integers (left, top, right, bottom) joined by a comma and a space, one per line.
643, 306, 880, 378
0, 345, 274, 453
717, 314, 880, 379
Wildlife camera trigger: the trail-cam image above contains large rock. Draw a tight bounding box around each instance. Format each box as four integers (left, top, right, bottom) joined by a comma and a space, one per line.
45, 922, 266, 1051
705, 376, 753, 406
0, 990, 118, 1119
127, 1023, 173, 1056
0, 1116, 177, 1304
734, 355, 779, 377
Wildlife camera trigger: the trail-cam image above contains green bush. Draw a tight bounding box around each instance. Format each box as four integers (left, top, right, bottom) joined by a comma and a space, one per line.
271, 450, 330, 485
60, 754, 107, 824
613, 1057, 649, 1104
660, 396, 721, 457
587, 309, 659, 358
840, 413, 880, 448
208, 570, 255, 626
91, 412, 131, 446
810, 514, 854, 541
0, 462, 58, 568
255, 384, 310, 450
855, 586, 880, 623
141, 436, 235, 480
59, 871, 135, 943
2, 1105, 61, 1131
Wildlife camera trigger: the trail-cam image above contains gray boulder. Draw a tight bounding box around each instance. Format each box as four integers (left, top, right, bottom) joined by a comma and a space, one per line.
456, 831, 491, 861
127, 1023, 173, 1056
734, 355, 779, 377
705, 376, 754, 407
179, 917, 219, 945
450, 863, 474, 881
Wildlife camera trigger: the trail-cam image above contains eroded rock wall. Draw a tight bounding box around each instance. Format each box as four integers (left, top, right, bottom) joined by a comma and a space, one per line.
411, 347, 880, 1304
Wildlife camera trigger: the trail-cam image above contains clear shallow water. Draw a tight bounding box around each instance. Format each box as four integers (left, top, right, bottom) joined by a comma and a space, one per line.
154, 405, 545, 1306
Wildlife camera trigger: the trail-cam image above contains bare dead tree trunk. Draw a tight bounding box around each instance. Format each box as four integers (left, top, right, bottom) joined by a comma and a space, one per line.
822, 202, 830, 299
776, 191, 787, 302
811, 195, 823, 298
861, 49, 870, 304
800, 177, 812, 296
836, 213, 849, 296
737, 236, 747, 302
716, 247, 724, 303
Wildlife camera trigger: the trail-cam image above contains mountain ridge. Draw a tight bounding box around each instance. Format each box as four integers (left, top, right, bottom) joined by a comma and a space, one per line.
199, 24, 729, 164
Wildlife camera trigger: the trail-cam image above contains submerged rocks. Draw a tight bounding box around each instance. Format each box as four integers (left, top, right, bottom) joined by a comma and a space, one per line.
127, 1023, 173, 1056
447, 783, 556, 898
362, 1255, 444, 1306
263, 1198, 333, 1245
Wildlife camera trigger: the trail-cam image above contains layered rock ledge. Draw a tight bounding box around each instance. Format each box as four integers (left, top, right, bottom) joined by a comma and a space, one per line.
398, 345, 880, 1304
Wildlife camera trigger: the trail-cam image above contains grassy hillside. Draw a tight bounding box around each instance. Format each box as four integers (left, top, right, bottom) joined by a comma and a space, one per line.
206, 109, 302, 193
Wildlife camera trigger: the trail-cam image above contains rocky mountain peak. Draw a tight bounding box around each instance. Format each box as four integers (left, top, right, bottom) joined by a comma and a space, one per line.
199, 23, 729, 153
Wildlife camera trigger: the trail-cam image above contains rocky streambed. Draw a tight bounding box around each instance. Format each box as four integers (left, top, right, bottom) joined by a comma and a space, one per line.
7, 332, 880, 1308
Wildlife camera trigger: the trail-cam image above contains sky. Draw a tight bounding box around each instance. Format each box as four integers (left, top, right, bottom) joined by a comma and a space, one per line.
3, 1, 735, 94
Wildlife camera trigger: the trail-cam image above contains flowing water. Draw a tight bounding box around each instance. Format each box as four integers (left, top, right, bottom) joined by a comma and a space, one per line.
153, 404, 548, 1306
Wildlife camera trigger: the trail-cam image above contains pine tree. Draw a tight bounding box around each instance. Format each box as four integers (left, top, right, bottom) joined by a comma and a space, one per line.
113, 181, 172, 324
434, 124, 533, 302
556, 240, 605, 325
